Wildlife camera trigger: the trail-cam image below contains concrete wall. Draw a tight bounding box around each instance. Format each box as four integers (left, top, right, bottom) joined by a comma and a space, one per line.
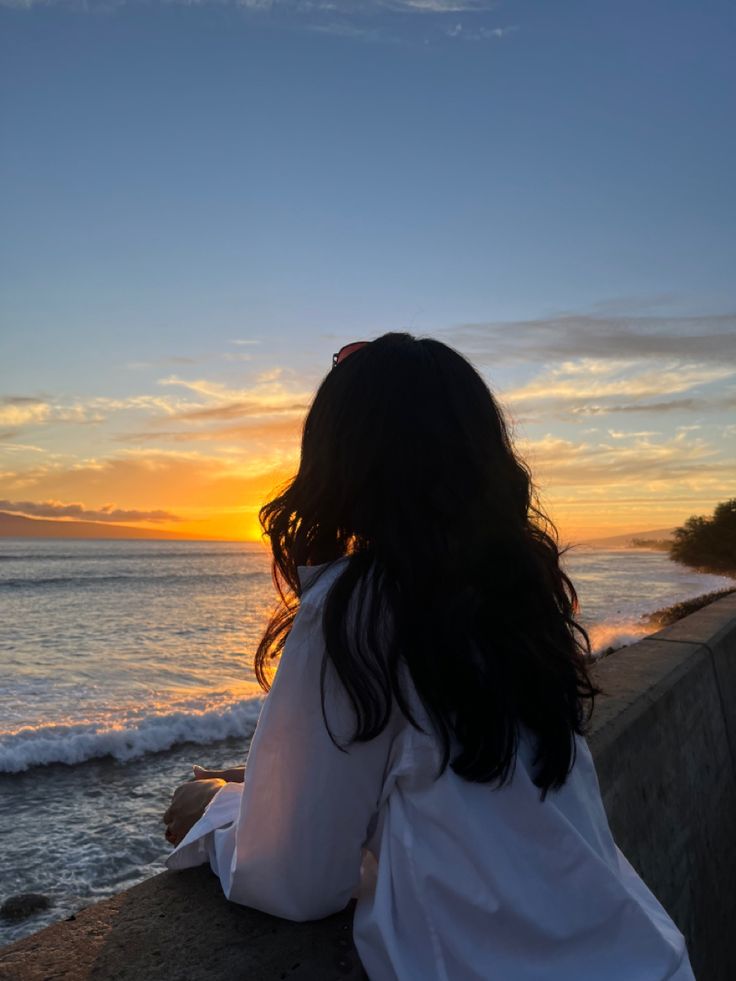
587, 593, 736, 981
2, 594, 735, 981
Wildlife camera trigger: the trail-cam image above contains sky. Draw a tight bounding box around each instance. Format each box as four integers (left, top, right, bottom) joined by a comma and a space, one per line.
0, 0, 734, 543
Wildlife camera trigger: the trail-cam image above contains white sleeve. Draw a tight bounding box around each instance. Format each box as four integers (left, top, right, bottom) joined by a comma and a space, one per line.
166, 585, 401, 922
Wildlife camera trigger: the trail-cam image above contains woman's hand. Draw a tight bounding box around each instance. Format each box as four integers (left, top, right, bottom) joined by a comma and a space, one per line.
162, 778, 225, 846
192, 764, 245, 783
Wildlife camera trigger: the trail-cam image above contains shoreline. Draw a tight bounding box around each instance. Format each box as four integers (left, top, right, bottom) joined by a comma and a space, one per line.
2, 546, 733, 944
3, 592, 736, 978
592, 581, 736, 660
644, 586, 736, 627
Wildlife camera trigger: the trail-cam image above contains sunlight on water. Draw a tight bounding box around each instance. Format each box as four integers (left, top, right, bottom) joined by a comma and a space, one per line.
0, 538, 733, 944
563, 546, 733, 656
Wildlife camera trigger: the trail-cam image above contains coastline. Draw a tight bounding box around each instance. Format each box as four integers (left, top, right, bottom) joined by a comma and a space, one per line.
645, 586, 736, 628
3, 591, 736, 979
2, 542, 733, 946
593, 574, 736, 659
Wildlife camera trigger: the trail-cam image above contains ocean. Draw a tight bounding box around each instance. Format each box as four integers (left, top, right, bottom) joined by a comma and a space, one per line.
1, 538, 732, 945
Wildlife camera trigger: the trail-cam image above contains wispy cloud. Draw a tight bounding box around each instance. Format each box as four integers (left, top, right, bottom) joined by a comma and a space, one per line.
0, 499, 181, 523
307, 20, 390, 42
1, 0, 516, 47
0, 398, 50, 428
439, 310, 736, 426
0, 449, 294, 514
607, 429, 661, 440
522, 431, 728, 491
0, 396, 106, 428
2, 0, 499, 14
444, 21, 516, 40
504, 360, 734, 408
380, 0, 496, 11
569, 393, 736, 416
157, 371, 311, 413
443, 312, 736, 367
173, 400, 307, 421
117, 415, 302, 443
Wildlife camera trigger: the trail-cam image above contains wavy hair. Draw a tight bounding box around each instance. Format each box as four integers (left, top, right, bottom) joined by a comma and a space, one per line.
255, 332, 599, 800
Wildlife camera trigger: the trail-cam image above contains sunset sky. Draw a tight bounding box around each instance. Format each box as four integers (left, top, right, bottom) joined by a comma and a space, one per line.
1, 0, 734, 543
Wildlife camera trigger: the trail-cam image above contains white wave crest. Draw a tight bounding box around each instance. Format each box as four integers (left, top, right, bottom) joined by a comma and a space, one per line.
0, 697, 264, 774
588, 620, 653, 657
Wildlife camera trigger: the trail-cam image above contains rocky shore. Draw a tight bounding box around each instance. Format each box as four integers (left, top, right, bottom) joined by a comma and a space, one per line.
645, 587, 736, 628
593, 584, 736, 660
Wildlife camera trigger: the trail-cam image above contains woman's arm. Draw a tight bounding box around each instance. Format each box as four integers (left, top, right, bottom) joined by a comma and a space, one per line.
166, 589, 402, 922
162, 766, 245, 844
192, 765, 245, 783
163, 777, 226, 845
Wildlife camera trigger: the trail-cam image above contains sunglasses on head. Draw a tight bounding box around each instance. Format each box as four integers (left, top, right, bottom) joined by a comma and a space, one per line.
332, 341, 370, 369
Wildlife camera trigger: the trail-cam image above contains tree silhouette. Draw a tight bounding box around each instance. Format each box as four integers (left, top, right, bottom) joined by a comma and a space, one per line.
669, 499, 736, 575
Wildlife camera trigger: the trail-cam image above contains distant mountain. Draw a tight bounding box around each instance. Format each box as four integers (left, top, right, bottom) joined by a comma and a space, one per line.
0, 511, 188, 540
581, 528, 675, 548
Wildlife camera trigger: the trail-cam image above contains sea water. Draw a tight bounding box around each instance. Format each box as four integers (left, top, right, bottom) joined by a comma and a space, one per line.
0, 538, 732, 944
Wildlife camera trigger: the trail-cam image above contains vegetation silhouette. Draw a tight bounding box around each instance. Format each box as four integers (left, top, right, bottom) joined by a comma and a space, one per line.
669, 499, 736, 576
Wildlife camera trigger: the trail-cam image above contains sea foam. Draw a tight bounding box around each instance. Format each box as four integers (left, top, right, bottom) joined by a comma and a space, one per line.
0, 697, 264, 773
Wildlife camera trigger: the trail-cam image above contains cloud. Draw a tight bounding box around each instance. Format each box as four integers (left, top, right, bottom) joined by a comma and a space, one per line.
0, 373, 311, 465
308, 20, 387, 40
569, 395, 736, 416
0, 450, 296, 512
0, 399, 50, 427
172, 400, 307, 422
117, 415, 302, 443
1, 0, 510, 45
0, 499, 181, 523
607, 430, 661, 440
1, 396, 47, 405
443, 312, 736, 366
157, 372, 312, 414
2, 0, 496, 13
504, 360, 734, 407
116, 373, 312, 448
0, 0, 125, 7
445, 311, 736, 423
521, 431, 730, 492
0, 441, 45, 452
0, 391, 220, 436
380, 0, 496, 11
0, 397, 107, 427
444, 21, 516, 39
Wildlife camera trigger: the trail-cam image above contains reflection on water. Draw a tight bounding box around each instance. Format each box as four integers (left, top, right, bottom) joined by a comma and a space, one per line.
564, 545, 733, 654
1, 539, 733, 945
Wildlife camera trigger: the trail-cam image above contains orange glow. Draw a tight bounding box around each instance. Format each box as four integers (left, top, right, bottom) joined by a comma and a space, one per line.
0, 411, 728, 544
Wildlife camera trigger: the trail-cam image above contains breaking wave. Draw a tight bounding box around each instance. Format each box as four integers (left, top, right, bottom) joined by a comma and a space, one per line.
0, 697, 264, 774
587, 620, 653, 656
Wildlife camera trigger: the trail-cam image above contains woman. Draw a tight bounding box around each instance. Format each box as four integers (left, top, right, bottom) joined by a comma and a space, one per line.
163, 333, 694, 980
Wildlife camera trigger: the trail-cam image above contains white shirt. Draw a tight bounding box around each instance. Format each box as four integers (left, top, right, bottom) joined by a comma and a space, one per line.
166, 557, 695, 981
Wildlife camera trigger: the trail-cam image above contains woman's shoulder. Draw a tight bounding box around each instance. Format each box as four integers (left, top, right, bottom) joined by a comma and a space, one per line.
297, 555, 352, 603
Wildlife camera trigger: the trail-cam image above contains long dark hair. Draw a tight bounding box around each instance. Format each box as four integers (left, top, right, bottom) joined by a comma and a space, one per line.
255, 332, 599, 800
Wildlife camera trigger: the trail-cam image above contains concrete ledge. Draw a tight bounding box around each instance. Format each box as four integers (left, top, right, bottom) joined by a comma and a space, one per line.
0, 869, 360, 981
3, 596, 736, 981
652, 592, 736, 773
588, 627, 736, 981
